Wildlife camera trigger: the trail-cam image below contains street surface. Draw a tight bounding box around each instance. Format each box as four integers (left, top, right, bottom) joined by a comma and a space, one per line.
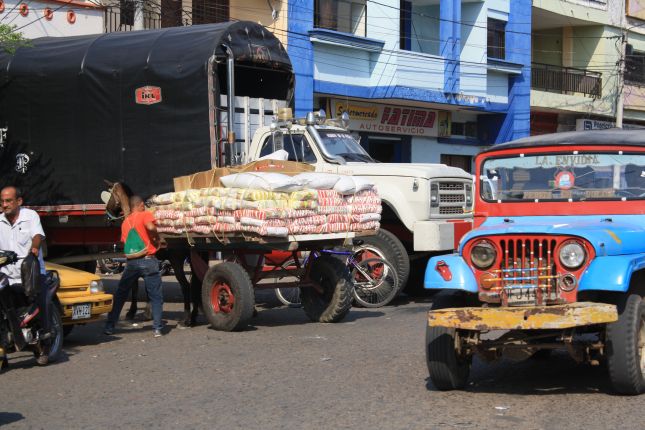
1, 277, 644, 430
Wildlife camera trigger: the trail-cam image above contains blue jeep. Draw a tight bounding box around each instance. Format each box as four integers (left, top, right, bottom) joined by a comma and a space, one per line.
424, 129, 645, 394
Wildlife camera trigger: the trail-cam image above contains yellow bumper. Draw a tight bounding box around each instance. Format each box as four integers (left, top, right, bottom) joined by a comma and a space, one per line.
59, 293, 113, 325
427, 302, 618, 331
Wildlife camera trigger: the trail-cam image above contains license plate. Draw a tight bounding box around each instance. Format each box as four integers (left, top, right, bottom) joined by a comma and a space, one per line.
504, 287, 537, 306
72, 303, 91, 320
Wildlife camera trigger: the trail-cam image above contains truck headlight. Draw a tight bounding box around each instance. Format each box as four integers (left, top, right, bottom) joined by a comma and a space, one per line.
90, 280, 104, 293
430, 183, 439, 208
470, 240, 497, 269
465, 183, 472, 207
559, 241, 586, 269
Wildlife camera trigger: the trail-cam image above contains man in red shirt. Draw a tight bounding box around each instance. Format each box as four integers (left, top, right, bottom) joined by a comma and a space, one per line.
104, 196, 164, 337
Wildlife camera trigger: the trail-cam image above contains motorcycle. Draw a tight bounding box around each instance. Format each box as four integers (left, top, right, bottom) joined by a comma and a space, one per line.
0, 250, 63, 371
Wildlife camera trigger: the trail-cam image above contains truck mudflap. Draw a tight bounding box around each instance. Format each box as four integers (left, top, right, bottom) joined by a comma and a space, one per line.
427, 302, 618, 331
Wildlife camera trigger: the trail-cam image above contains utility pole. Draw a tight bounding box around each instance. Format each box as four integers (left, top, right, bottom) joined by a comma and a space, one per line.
133, 0, 144, 31
615, 10, 628, 128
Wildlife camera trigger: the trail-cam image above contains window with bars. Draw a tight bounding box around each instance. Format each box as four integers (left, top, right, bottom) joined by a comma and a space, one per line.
487, 18, 506, 60
626, 45, 645, 86
192, 0, 228, 25
314, 0, 366, 36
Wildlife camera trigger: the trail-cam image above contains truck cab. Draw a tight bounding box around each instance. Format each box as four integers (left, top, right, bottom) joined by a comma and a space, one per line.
423, 129, 645, 394
247, 110, 473, 291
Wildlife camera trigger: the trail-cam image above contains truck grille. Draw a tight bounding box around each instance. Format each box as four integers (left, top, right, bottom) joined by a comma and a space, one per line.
439, 183, 464, 191
433, 181, 470, 218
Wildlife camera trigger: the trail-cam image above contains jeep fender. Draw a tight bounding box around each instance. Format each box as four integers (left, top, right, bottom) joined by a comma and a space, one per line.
579, 253, 645, 292
424, 254, 477, 293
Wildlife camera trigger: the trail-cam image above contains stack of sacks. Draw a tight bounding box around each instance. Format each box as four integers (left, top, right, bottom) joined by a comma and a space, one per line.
149, 172, 381, 238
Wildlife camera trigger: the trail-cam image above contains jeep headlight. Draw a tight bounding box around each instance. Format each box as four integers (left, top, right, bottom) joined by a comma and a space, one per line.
470, 240, 497, 270
89, 280, 104, 293
559, 241, 586, 269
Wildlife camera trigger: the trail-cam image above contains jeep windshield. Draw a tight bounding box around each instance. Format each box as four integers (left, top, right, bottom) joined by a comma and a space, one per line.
317, 130, 375, 162
481, 151, 645, 202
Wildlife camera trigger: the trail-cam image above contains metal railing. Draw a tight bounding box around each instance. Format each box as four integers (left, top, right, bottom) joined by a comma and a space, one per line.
104, 7, 162, 33
531, 62, 602, 98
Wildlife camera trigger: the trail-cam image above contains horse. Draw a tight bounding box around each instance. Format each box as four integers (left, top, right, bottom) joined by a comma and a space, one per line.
103, 180, 201, 327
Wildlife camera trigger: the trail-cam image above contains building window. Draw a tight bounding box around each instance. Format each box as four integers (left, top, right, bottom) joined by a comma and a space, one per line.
120, 0, 134, 26
487, 18, 506, 59
315, 0, 366, 37
161, 0, 182, 27
451, 122, 477, 138
626, 45, 645, 86
400, 0, 440, 55
192, 0, 228, 25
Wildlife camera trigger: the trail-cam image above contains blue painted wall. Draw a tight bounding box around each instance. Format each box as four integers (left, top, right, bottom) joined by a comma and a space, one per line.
490, 0, 531, 143
288, 0, 314, 116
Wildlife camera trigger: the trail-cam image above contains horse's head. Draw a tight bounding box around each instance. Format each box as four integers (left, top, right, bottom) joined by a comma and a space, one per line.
102, 180, 133, 220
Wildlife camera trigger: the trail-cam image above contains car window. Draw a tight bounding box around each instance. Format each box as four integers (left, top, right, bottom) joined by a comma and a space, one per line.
259, 134, 317, 163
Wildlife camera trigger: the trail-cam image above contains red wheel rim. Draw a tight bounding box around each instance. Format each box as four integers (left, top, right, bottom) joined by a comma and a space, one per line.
211, 281, 235, 314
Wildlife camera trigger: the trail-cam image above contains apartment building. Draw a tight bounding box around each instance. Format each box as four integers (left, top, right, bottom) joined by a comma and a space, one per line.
531, 0, 645, 134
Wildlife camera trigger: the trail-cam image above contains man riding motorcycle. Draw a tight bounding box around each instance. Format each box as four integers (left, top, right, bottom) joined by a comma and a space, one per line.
0, 185, 50, 367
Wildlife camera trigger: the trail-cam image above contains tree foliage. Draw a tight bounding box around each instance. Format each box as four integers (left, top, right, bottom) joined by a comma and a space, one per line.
0, 24, 29, 54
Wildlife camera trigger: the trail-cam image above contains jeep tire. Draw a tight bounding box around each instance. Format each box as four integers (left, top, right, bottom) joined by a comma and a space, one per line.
425, 292, 472, 390
606, 294, 645, 395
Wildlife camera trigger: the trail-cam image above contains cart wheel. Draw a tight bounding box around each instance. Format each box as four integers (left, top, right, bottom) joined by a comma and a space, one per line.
301, 255, 352, 323
201, 262, 255, 332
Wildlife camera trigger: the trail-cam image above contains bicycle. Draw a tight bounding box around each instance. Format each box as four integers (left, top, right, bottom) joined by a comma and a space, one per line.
273, 245, 399, 308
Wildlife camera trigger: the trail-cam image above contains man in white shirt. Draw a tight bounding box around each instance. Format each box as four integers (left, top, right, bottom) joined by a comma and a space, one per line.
0, 186, 48, 365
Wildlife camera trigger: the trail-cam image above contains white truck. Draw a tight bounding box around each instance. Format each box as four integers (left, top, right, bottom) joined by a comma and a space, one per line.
226, 98, 474, 292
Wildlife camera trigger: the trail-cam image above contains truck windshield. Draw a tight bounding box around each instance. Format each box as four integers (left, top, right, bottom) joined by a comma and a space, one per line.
481, 151, 645, 202
317, 129, 375, 162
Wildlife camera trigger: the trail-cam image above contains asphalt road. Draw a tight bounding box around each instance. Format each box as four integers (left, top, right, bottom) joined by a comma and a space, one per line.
1, 277, 644, 430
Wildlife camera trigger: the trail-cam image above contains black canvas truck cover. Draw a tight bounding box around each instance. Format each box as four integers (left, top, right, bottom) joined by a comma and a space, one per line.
0, 21, 293, 206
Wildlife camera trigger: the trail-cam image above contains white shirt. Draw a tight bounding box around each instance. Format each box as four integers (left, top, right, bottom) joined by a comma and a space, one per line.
0, 208, 46, 284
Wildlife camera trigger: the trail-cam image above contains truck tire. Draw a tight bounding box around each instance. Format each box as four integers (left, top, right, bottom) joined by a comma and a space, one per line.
425, 292, 471, 390
301, 255, 352, 323
606, 294, 645, 395
201, 262, 255, 332
359, 229, 409, 294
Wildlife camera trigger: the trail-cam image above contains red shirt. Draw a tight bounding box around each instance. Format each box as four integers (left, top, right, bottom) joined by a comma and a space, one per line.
121, 211, 158, 256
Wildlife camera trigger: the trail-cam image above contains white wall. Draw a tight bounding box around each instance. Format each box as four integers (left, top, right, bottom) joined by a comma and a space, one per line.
411, 136, 482, 165
460, 1, 487, 97
487, 71, 508, 103
3, 0, 103, 39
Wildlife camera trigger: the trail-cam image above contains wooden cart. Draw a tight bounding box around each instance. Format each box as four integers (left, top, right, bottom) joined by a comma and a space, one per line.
163, 231, 374, 331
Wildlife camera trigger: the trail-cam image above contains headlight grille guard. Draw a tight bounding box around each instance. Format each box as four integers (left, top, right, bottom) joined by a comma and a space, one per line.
463, 235, 595, 306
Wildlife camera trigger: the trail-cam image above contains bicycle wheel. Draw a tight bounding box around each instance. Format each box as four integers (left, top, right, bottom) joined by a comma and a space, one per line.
274, 259, 302, 307
351, 257, 399, 308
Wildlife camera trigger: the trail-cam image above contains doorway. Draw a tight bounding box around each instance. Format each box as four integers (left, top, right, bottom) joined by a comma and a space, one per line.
358, 134, 411, 163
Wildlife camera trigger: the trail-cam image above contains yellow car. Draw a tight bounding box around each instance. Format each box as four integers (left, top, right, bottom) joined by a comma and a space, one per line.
45, 263, 113, 335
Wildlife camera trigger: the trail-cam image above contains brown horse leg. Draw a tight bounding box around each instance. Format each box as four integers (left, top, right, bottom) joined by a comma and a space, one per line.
167, 250, 192, 327
126, 278, 138, 320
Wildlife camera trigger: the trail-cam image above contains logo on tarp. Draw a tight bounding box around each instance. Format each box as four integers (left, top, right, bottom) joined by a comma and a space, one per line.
135, 86, 162, 105
15, 153, 29, 174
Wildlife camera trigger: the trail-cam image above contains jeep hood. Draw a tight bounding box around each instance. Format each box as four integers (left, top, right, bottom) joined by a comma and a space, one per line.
344, 162, 472, 180
460, 215, 645, 256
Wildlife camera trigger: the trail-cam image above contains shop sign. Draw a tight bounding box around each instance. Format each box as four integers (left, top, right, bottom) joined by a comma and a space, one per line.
576, 118, 645, 131
332, 100, 438, 137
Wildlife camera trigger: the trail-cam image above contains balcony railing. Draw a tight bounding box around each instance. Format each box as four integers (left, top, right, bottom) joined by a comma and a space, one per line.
104, 7, 162, 33
531, 62, 602, 99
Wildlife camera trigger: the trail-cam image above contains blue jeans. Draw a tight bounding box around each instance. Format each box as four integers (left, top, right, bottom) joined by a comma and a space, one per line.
106, 257, 163, 331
